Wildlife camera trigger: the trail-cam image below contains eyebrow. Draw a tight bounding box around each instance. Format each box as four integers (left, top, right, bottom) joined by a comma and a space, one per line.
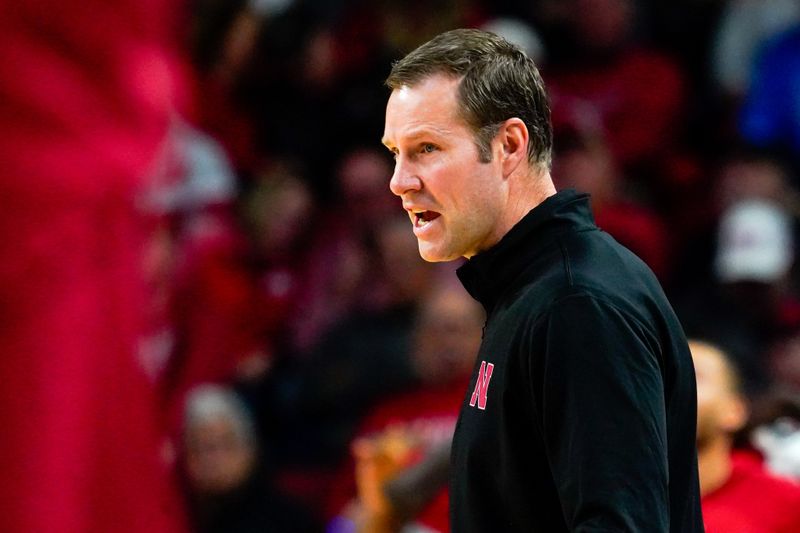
382, 126, 453, 148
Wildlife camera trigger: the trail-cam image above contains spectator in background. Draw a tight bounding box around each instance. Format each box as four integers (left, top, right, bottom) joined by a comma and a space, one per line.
251, 213, 439, 509
552, 121, 671, 279
677, 194, 799, 394
182, 384, 318, 533
481, 17, 545, 63
672, 149, 797, 292
715, 200, 795, 290
286, 214, 437, 458
379, 0, 487, 58
238, 159, 316, 359
749, 390, 800, 481
739, 24, 800, 166
691, 340, 800, 532
327, 283, 484, 533
161, 158, 315, 442
545, 0, 685, 179
292, 147, 397, 353
712, 0, 800, 99
241, 2, 402, 195
141, 115, 247, 431
714, 151, 798, 211
188, 0, 290, 174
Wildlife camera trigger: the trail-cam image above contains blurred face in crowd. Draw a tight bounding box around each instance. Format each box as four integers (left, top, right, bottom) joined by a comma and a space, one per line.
552, 133, 616, 205
383, 74, 508, 262
243, 164, 314, 258
715, 158, 788, 210
376, 215, 434, 303
337, 148, 397, 225
691, 341, 747, 451
412, 286, 484, 385
571, 0, 633, 52
184, 415, 256, 495
770, 337, 800, 389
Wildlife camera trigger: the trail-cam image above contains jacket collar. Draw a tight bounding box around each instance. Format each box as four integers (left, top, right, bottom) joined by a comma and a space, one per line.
456, 189, 596, 312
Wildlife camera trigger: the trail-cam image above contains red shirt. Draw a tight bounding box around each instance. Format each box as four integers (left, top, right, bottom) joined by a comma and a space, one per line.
702, 452, 800, 533
328, 382, 466, 533
547, 49, 684, 170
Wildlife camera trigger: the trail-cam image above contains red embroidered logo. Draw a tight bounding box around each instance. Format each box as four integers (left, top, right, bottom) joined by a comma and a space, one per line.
469, 361, 495, 410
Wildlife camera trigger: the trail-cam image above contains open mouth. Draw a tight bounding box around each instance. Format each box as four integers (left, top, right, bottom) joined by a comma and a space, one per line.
413, 210, 441, 228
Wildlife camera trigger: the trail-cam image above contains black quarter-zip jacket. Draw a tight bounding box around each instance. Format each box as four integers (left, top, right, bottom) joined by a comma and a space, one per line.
451, 190, 704, 532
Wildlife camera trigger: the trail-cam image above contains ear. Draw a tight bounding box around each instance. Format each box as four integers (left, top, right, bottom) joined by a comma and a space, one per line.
496, 118, 529, 178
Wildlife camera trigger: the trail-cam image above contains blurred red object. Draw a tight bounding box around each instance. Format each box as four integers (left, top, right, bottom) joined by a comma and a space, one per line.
548, 48, 685, 172
0, 1, 189, 532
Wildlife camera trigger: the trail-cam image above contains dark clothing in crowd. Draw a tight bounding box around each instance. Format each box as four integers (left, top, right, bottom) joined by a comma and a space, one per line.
675, 284, 777, 395
259, 304, 417, 466
451, 190, 704, 532
189, 468, 319, 533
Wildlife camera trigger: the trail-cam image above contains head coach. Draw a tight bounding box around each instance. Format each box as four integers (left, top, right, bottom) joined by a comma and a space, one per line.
381, 28, 704, 532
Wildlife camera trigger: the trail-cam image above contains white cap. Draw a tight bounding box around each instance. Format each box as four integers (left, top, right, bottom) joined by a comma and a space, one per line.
481, 17, 545, 63
715, 200, 794, 283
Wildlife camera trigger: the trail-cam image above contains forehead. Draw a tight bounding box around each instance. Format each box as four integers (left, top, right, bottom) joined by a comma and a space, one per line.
691, 344, 729, 384
382, 74, 467, 145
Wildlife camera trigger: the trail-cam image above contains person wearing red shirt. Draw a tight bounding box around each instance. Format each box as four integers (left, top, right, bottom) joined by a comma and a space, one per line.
328, 283, 484, 533
692, 340, 800, 532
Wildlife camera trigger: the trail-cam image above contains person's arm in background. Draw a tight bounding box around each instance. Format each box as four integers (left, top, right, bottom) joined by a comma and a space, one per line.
351, 432, 451, 533
384, 438, 451, 524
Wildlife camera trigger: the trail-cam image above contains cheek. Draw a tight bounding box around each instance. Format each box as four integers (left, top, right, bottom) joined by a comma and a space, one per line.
442, 155, 493, 202
697, 394, 727, 427
460, 177, 503, 229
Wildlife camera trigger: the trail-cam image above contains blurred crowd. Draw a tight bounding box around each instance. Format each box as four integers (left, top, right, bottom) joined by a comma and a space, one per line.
3, 0, 800, 532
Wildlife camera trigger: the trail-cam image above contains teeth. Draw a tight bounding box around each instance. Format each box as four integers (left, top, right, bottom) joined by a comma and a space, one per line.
411, 209, 435, 229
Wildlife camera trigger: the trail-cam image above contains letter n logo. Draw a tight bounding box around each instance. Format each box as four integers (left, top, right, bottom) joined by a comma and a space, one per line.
469, 361, 495, 410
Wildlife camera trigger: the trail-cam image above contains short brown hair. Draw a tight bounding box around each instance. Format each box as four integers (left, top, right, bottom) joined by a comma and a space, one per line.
386, 28, 552, 168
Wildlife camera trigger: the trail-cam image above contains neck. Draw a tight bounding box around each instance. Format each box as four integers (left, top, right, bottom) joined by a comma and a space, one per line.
501, 169, 556, 235
697, 437, 733, 496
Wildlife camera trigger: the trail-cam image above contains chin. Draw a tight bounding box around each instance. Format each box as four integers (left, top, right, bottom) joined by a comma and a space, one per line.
418, 241, 460, 263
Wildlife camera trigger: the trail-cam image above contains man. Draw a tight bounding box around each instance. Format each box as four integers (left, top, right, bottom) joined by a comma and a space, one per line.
691, 340, 800, 532
382, 29, 703, 532
182, 385, 319, 533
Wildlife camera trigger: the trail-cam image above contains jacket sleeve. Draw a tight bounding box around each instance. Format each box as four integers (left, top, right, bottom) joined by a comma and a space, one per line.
528, 293, 669, 532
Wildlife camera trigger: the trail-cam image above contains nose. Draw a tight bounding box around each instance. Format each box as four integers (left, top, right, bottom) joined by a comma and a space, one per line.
389, 157, 422, 197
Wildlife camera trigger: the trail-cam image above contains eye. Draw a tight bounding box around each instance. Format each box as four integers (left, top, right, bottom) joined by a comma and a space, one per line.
421, 143, 437, 154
